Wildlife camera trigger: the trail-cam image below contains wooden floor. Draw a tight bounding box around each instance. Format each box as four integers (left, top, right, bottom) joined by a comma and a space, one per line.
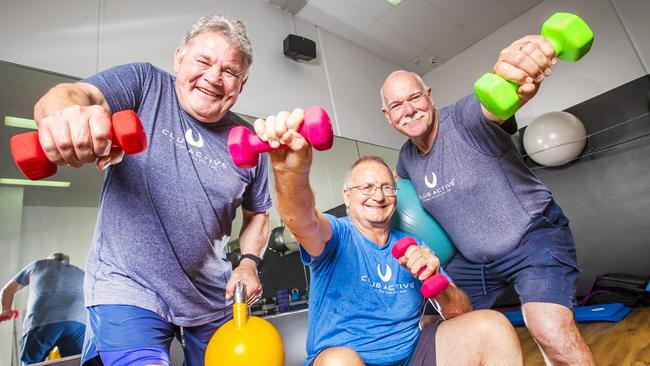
516, 307, 650, 365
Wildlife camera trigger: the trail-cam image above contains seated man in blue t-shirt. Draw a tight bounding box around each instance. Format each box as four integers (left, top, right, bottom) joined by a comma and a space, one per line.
254, 110, 523, 365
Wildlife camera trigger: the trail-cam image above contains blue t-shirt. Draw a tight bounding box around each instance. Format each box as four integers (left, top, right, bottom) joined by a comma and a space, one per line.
396, 95, 551, 263
301, 215, 451, 366
13, 259, 85, 334
82, 63, 272, 326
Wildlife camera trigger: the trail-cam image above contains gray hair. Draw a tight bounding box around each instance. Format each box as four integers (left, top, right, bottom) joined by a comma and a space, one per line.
343, 156, 395, 190
179, 14, 254, 72
380, 70, 429, 109
48, 252, 70, 264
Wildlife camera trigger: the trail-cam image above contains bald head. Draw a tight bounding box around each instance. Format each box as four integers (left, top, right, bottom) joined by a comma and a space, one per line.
380, 70, 428, 109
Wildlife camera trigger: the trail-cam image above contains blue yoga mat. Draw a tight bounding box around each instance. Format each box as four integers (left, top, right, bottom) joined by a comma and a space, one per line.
502, 303, 631, 327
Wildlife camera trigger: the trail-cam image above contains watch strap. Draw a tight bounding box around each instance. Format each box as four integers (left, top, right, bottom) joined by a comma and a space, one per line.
239, 253, 262, 267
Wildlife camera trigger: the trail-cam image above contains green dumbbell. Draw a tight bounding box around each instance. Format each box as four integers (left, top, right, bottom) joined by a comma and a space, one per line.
474, 12, 594, 120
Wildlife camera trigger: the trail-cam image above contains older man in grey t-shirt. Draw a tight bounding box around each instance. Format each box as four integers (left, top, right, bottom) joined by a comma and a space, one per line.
381, 34, 596, 365
31, 14, 271, 366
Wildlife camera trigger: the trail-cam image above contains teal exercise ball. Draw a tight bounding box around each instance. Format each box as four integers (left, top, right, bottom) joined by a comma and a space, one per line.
390, 179, 456, 266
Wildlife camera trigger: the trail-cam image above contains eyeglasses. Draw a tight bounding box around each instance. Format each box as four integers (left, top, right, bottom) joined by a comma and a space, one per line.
346, 184, 398, 197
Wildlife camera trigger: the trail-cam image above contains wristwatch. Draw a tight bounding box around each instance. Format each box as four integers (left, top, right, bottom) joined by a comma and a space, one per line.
239, 253, 262, 268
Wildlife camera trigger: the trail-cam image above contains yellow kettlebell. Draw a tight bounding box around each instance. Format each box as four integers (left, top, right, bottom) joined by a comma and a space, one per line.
205, 282, 285, 366
49, 346, 61, 360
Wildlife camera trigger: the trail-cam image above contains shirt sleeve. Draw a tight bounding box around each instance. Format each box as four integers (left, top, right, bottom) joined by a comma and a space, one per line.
396, 145, 411, 179
12, 261, 38, 286
299, 214, 342, 273
241, 152, 272, 212
83, 62, 153, 113
450, 94, 512, 156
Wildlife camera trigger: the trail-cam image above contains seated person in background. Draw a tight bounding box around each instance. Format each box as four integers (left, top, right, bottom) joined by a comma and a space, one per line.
254, 108, 523, 365
1, 253, 86, 365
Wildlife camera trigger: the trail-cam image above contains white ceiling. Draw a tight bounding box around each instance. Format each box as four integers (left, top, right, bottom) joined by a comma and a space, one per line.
294, 0, 543, 75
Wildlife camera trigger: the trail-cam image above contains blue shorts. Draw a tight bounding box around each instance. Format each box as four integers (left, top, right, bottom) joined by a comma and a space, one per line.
445, 200, 580, 310
21, 320, 85, 365
81, 305, 229, 366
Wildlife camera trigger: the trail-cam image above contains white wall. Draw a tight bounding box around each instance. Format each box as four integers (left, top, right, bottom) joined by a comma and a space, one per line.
0, 0, 405, 149
610, 0, 650, 74
19, 206, 98, 270
422, 0, 648, 128
317, 27, 405, 149
0, 205, 98, 363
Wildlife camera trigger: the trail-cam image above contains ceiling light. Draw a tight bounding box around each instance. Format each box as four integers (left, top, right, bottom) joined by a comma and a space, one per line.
0, 178, 70, 188
4, 116, 37, 129
386, 0, 402, 5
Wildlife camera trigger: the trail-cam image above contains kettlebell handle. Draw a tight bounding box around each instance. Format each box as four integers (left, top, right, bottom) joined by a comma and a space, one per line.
234, 282, 246, 304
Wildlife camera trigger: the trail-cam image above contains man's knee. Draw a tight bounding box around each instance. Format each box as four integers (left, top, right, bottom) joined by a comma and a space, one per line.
471, 309, 517, 337
314, 347, 364, 366
523, 302, 577, 347
444, 309, 518, 346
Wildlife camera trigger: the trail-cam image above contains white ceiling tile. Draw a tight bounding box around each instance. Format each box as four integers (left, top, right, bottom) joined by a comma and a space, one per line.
461, 1, 514, 39
297, 0, 375, 31
500, 0, 543, 17
346, 0, 394, 19
345, 32, 406, 66
428, 27, 475, 63
427, 0, 498, 25
380, 0, 458, 49
351, 21, 422, 65
298, 0, 530, 79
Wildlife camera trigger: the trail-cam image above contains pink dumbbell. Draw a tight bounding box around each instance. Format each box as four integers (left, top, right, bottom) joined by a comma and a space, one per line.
0, 310, 19, 322
391, 236, 449, 298
227, 106, 334, 169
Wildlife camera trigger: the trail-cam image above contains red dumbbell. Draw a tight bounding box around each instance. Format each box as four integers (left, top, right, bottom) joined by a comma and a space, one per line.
227, 106, 333, 169
391, 236, 449, 298
0, 310, 19, 322
10, 110, 147, 180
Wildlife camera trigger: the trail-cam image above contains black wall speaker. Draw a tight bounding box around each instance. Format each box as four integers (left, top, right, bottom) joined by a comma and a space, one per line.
283, 34, 316, 61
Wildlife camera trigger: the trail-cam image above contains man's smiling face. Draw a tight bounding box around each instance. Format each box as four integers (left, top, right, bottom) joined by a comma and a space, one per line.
174, 31, 248, 123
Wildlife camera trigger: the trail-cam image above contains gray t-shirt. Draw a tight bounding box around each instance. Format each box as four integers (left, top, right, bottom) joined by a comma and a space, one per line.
396, 95, 551, 263
83, 63, 272, 326
13, 259, 85, 334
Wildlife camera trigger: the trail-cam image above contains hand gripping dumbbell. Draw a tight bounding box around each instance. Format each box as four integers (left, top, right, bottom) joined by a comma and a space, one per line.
391, 236, 449, 298
227, 106, 333, 169
474, 12, 594, 120
0, 310, 19, 322
10, 110, 147, 180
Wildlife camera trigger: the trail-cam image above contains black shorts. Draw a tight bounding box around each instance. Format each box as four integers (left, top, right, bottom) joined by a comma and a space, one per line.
409, 320, 441, 366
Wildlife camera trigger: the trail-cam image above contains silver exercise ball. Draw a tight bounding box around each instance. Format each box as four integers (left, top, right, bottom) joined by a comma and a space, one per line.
523, 111, 587, 166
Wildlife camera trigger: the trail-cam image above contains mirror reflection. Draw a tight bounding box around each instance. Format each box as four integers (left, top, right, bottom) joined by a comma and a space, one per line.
1, 253, 85, 364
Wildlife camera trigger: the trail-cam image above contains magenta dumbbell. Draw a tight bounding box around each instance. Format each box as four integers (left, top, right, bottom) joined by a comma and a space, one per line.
227, 106, 334, 169
391, 236, 449, 298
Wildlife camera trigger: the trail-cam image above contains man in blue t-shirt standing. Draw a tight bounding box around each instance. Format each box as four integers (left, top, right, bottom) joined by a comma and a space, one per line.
254, 110, 523, 365
32, 14, 271, 366
1, 253, 86, 365
380, 36, 595, 365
